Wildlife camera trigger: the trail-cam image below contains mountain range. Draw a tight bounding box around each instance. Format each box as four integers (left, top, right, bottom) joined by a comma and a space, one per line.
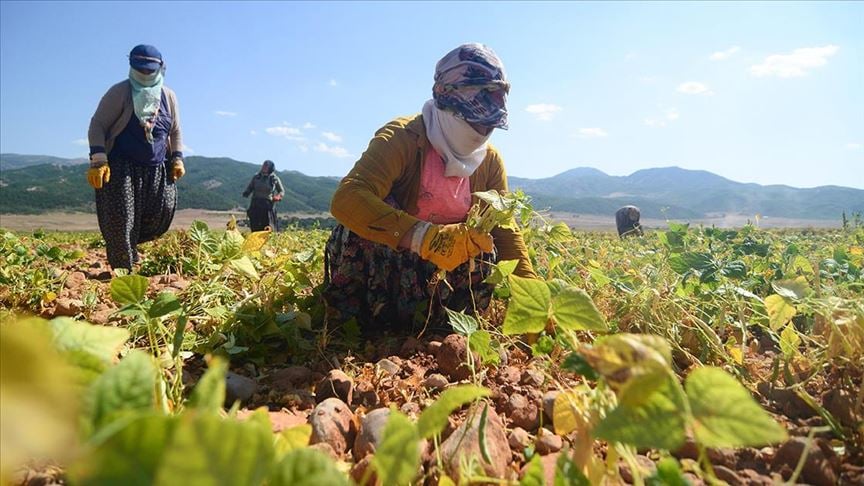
1, 153, 861, 220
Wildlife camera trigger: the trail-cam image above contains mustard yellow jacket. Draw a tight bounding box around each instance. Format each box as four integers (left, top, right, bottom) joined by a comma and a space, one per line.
330, 114, 536, 278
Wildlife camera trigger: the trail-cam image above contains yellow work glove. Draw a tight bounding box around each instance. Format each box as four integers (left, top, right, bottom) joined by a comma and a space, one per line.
170, 158, 185, 181
418, 223, 494, 272
87, 166, 111, 189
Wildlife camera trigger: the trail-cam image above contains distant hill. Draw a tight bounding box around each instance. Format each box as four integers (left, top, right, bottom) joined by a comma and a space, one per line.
510, 167, 864, 219
0, 153, 88, 171
0, 155, 339, 214
1, 154, 861, 221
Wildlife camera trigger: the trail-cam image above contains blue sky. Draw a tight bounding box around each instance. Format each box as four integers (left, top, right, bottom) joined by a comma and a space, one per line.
1, 1, 861, 188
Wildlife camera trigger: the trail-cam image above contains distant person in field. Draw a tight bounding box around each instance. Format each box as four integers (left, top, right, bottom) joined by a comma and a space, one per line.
242, 159, 285, 232
86, 44, 184, 271
324, 43, 536, 333
616, 205, 643, 237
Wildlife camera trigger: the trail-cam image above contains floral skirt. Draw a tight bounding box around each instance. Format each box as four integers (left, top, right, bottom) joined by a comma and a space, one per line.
323, 224, 497, 333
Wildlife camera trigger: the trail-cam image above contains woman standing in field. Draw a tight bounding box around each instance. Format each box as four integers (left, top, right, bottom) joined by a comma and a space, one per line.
87, 44, 185, 271
242, 160, 285, 231
325, 43, 536, 333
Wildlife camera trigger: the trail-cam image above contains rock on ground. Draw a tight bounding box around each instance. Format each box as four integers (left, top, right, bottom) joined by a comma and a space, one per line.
772, 437, 839, 486
439, 405, 511, 480
309, 397, 357, 456
353, 408, 391, 461
225, 371, 258, 406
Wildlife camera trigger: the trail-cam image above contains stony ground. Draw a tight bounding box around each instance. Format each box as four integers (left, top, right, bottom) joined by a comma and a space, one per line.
12, 245, 864, 486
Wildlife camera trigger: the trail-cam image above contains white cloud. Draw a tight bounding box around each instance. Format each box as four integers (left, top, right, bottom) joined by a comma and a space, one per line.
321, 131, 343, 143
72, 138, 88, 146
314, 142, 352, 158
638, 75, 659, 84
250, 130, 257, 136
750, 45, 839, 78
710, 46, 740, 61
644, 108, 679, 128
624, 51, 638, 61
183, 146, 195, 154
214, 110, 237, 117
846, 143, 862, 150
303, 122, 316, 129
265, 124, 305, 141
677, 82, 714, 95
328, 79, 338, 87
298, 145, 309, 153
525, 103, 563, 121
577, 128, 609, 138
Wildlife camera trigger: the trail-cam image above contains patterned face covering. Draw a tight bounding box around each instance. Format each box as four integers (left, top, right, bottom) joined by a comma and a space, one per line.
432, 43, 510, 130
128, 68, 164, 144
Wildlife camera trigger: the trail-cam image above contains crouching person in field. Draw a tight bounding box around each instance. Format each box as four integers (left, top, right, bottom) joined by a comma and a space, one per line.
323, 43, 536, 334
87, 44, 185, 270
616, 205, 643, 237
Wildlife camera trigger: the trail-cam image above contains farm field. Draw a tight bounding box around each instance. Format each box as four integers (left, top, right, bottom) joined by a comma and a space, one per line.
1, 211, 862, 485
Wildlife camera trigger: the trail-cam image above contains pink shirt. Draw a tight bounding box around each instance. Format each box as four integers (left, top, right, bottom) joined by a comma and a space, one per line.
412, 147, 472, 224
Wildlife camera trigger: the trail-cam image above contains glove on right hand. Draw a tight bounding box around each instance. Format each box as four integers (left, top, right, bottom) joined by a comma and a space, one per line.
418, 223, 493, 272
87, 165, 111, 189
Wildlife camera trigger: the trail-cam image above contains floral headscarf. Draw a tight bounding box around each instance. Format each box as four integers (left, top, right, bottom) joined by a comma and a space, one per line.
433, 43, 510, 129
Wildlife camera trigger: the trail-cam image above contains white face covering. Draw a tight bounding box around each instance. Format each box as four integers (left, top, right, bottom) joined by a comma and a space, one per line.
422, 100, 491, 178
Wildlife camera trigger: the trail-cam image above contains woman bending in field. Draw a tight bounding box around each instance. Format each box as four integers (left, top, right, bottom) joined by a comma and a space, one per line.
324, 43, 536, 333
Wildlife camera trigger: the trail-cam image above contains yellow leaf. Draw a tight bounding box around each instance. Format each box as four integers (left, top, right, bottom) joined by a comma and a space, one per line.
41, 291, 57, 305
242, 229, 271, 253
765, 295, 796, 331
274, 424, 312, 456
851, 246, 863, 256
727, 346, 743, 365
553, 388, 591, 436
438, 475, 456, 486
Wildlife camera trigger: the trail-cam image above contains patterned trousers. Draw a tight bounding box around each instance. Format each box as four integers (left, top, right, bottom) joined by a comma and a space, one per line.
95, 159, 176, 270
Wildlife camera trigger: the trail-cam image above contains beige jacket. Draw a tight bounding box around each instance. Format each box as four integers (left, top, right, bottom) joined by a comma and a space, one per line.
87, 80, 182, 158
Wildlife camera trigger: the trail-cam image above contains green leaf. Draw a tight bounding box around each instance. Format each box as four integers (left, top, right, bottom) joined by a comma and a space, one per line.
154, 413, 275, 485
765, 294, 796, 331
50, 317, 129, 365
484, 259, 519, 285
561, 353, 599, 381
148, 292, 181, 319
446, 308, 478, 336
218, 229, 245, 261
188, 358, 228, 414
503, 275, 551, 335
646, 457, 689, 486
595, 375, 687, 451
69, 414, 178, 485
110, 275, 149, 305
519, 454, 545, 486
469, 330, 500, 365
553, 453, 591, 486
721, 260, 748, 279
550, 287, 607, 331
269, 448, 349, 486
372, 410, 421, 486
686, 367, 788, 448
86, 350, 157, 431
228, 256, 260, 280
417, 385, 491, 439
669, 252, 715, 275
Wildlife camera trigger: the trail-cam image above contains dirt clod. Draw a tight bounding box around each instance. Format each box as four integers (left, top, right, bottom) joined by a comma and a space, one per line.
315, 369, 354, 405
